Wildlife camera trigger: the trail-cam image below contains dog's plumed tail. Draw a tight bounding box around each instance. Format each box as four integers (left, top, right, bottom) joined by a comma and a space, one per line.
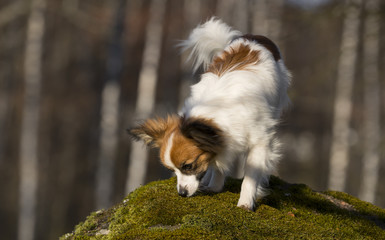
181, 17, 241, 72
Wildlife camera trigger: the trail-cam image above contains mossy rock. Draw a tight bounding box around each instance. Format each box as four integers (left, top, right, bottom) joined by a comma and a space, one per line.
62, 176, 385, 239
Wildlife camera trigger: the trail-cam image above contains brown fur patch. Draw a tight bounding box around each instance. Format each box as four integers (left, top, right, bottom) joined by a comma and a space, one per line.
131, 115, 223, 176
129, 115, 180, 148
207, 44, 260, 76
241, 34, 281, 61
169, 130, 212, 175
158, 116, 224, 175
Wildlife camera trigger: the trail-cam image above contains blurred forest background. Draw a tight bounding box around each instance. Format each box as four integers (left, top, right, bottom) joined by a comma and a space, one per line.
0, 0, 384, 239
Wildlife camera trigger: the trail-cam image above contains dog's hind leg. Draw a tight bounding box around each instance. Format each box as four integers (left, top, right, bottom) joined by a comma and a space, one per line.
237, 143, 270, 211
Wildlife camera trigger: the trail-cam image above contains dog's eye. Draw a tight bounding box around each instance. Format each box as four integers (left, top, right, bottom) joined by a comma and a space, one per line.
182, 163, 193, 171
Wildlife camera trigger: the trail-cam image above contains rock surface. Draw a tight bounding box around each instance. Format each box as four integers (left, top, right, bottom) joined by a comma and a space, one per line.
61, 176, 385, 239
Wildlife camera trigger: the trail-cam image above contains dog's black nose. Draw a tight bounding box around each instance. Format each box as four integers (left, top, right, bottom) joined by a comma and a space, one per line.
178, 188, 188, 197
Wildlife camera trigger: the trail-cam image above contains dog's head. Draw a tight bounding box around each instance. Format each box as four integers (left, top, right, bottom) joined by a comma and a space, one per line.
128, 115, 224, 197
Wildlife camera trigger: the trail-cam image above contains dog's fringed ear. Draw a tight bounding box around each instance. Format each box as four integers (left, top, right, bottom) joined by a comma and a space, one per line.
128, 116, 178, 148
181, 117, 224, 154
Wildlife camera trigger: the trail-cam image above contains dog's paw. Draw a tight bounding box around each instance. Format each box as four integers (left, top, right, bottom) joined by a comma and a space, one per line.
237, 198, 255, 211
237, 203, 254, 211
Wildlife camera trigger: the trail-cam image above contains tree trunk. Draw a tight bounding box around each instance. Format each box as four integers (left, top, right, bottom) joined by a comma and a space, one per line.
216, 0, 248, 32
126, 0, 166, 194
251, 0, 284, 44
359, 0, 380, 204
328, 0, 361, 191
96, 0, 126, 210
251, 0, 269, 35
0, 1, 28, 28
18, 0, 46, 240
178, 0, 201, 109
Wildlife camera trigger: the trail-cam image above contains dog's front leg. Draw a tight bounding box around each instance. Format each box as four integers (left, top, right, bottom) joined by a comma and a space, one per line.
200, 167, 213, 187
237, 144, 269, 211
200, 167, 225, 193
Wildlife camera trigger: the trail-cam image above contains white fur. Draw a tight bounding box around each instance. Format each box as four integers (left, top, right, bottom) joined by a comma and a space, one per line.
175, 170, 200, 197
180, 17, 241, 72
180, 18, 291, 210
163, 132, 200, 197
163, 132, 175, 169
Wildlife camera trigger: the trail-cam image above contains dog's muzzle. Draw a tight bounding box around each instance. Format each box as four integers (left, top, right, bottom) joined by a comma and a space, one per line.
178, 187, 188, 197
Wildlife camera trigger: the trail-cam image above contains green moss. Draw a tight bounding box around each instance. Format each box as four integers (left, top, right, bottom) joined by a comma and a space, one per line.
62, 176, 385, 240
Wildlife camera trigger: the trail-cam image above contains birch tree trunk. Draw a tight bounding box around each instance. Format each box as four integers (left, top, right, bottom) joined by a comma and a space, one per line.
18, 0, 46, 240
251, 0, 269, 35
328, 0, 361, 191
251, 0, 285, 43
0, 1, 28, 28
178, 0, 201, 109
126, 0, 166, 194
216, 0, 248, 32
359, 0, 380, 204
96, 0, 126, 210
266, 0, 284, 45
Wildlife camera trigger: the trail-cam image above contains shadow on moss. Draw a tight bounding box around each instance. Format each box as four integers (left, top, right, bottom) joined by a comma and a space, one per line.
62, 176, 385, 240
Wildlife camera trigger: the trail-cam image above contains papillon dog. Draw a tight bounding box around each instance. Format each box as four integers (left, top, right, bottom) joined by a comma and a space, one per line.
129, 17, 291, 211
